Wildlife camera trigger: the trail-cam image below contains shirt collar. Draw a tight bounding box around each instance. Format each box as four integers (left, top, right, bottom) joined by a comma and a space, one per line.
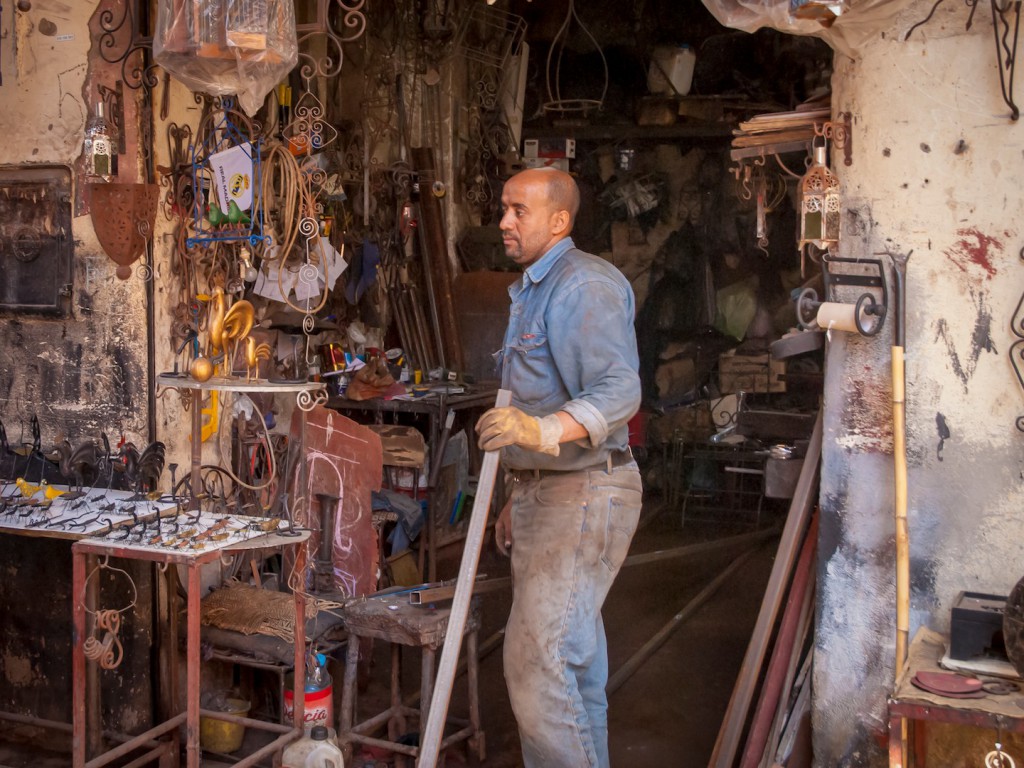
523, 237, 574, 286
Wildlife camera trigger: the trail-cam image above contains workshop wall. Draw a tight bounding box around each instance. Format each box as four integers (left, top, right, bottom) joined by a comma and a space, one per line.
814, 0, 1024, 762
0, 0, 150, 446
0, 0, 154, 734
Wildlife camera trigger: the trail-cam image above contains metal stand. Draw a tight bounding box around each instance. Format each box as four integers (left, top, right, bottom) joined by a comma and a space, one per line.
71, 536, 308, 768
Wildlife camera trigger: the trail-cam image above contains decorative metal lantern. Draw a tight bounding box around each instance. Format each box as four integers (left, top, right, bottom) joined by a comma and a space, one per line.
798, 139, 841, 263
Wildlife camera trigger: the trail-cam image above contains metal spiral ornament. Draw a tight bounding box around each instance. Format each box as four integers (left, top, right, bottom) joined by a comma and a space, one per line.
297, 0, 368, 79
296, 387, 328, 412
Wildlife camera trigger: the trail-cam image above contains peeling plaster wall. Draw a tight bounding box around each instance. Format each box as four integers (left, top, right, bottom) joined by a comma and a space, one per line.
815, 1, 1024, 763
0, 0, 153, 733
0, 0, 149, 447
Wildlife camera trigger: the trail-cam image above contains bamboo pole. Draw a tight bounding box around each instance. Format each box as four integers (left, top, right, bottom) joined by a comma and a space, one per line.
889, 250, 911, 678
893, 344, 909, 671
889, 251, 911, 763
416, 389, 510, 768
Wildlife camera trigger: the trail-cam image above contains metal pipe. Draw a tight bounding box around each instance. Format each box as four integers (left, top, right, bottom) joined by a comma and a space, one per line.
417, 390, 510, 767
412, 146, 464, 372
608, 547, 760, 695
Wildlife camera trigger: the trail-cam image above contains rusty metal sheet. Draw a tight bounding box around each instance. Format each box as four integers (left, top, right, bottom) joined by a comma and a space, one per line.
289, 405, 382, 598
88, 182, 159, 280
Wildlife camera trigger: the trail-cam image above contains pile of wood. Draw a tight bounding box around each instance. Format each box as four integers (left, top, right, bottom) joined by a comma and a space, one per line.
730, 97, 830, 158
709, 410, 822, 768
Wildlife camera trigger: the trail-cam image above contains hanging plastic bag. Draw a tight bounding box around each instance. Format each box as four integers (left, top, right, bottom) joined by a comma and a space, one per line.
154, 0, 298, 116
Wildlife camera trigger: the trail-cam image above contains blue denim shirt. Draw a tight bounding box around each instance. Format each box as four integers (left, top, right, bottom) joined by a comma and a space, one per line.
495, 237, 641, 471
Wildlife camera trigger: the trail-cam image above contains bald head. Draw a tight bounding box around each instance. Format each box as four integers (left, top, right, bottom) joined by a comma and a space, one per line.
514, 168, 580, 228
499, 168, 581, 268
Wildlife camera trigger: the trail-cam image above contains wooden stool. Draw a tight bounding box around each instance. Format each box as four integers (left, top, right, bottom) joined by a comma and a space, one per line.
338, 593, 485, 766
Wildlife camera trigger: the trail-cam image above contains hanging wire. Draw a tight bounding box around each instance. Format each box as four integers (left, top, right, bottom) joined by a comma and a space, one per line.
543, 0, 609, 114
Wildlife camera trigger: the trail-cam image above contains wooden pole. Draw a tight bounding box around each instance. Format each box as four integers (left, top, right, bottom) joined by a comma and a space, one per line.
416, 389, 510, 768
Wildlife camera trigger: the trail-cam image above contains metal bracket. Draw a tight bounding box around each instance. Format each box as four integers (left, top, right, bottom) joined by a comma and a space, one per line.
817, 112, 853, 166
98, 82, 125, 156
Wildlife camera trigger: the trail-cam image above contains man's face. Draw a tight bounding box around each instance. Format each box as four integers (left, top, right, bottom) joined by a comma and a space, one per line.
499, 174, 562, 268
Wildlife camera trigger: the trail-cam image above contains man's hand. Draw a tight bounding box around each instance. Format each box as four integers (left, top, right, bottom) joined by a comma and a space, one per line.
476, 406, 563, 456
494, 499, 513, 557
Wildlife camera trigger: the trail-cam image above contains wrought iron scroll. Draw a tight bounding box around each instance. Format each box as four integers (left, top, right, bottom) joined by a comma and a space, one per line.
296, 0, 368, 79
96, 0, 159, 93
906, 0, 1021, 120
818, 112, 853, 166
1011, 247, 1024, 431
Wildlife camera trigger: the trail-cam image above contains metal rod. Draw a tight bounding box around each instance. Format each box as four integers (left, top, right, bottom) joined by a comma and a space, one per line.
417, 389, 510, 768
608, 546, 760, 695
83, 714, 186, 768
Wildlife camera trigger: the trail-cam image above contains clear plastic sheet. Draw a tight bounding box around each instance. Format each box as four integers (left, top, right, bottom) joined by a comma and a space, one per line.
700, 0, 917, 58
154, 0, 298, 115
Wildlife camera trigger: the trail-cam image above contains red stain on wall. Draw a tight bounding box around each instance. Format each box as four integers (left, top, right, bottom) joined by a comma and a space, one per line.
944, 228, 1001, 279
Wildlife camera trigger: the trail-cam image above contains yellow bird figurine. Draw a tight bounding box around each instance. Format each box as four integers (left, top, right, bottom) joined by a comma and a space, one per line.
244, 336, 272, 382
15, 478, 42, 498
43, 482, 66, 502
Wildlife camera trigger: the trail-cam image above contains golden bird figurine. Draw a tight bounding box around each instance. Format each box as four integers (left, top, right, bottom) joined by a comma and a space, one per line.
244, 336, 272, 382
15, 478, 42, 498
207, 286, 255, 376
42, 481, 66, 502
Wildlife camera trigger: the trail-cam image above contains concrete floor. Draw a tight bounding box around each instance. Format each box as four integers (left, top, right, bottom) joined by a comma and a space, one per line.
0, 499, 779, 768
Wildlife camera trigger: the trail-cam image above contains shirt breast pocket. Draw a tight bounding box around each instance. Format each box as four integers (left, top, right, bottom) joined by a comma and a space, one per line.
508, 331, 556, 406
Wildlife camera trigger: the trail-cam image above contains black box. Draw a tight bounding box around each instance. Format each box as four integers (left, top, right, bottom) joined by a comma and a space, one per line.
949, 591, 1008, 661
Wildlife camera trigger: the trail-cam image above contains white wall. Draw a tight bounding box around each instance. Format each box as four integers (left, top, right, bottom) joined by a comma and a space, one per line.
816, 0, 1024, 762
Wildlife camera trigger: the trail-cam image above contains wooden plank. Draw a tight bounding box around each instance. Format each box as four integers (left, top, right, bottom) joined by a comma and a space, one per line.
416, 389, 510, 768
738, 512, 817, 768
708, 408, 822, 768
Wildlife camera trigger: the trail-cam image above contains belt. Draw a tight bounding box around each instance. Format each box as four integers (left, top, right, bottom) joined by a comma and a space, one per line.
507, 448, 634, 481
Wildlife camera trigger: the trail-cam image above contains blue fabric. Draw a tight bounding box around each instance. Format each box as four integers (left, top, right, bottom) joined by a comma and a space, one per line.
504, 463, 642, 768
496, 237, 642, 472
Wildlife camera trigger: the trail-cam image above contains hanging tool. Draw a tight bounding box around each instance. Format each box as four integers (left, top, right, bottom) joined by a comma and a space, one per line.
888, 249, 911, 671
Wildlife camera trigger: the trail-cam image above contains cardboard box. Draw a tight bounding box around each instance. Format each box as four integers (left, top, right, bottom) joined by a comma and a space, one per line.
523, 138, 576, 159
718, 351, 786, 394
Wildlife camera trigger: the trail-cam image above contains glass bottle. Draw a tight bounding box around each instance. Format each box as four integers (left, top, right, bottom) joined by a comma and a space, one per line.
84, 101, 114, 181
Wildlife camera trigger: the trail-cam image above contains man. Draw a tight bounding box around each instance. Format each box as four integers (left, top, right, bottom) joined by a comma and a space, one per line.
476, 167, 643, 767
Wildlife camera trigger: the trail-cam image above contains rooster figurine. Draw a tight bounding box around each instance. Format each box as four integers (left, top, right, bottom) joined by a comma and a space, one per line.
244, 337, 272, 382
207, 285, 255, 376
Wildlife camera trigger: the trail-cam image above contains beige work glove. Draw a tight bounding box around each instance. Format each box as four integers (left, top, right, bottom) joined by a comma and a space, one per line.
475, 406, 563, 456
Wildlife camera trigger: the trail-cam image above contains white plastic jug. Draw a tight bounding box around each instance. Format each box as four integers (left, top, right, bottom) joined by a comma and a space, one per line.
282, 725, 345, 768
647, 45, 696, 96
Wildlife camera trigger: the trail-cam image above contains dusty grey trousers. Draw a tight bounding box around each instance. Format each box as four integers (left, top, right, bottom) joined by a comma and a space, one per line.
503, 461, 642, 768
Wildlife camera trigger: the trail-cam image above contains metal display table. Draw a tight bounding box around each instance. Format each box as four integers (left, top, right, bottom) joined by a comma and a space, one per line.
72, 527, 310, 768
888, 627, 1024, 766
